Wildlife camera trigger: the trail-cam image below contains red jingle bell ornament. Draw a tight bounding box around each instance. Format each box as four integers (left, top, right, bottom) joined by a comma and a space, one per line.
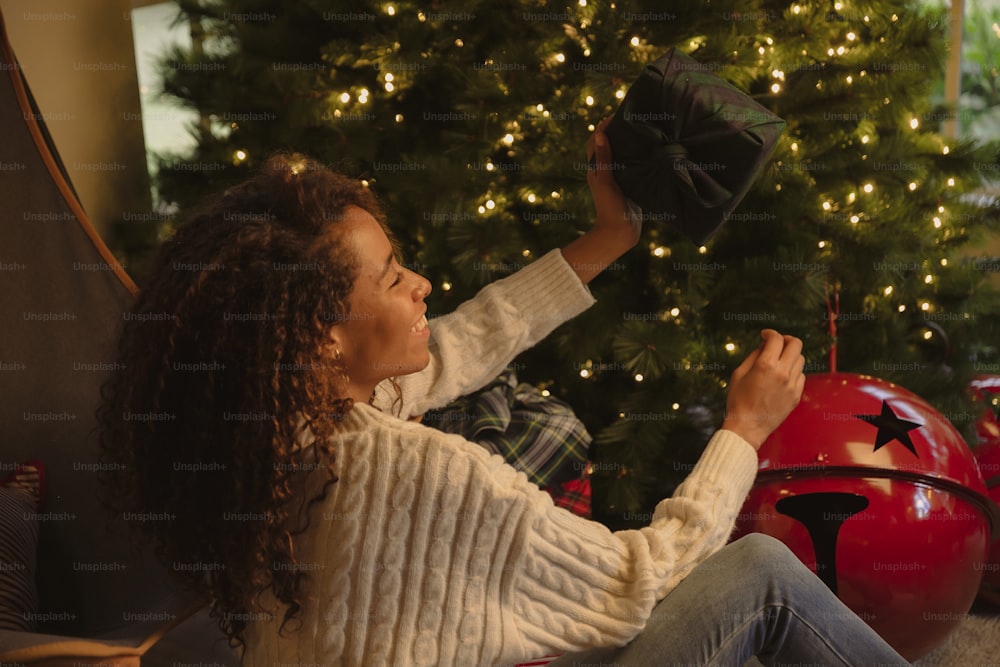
733, 372, 999, 661
967, 375, 1000, 605
974, 437, 1000, 605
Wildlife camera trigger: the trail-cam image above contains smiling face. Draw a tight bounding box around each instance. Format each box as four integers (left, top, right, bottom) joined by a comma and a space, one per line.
329, 206, 432, 403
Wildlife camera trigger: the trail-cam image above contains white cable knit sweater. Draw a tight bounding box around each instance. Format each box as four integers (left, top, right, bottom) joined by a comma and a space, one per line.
245, 249, 759, 667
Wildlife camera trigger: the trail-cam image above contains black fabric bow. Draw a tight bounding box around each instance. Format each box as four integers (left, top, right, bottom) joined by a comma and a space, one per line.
605, 48, 786, 245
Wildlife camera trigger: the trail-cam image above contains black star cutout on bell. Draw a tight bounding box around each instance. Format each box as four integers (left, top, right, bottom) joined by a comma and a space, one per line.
854, 400, 922, 457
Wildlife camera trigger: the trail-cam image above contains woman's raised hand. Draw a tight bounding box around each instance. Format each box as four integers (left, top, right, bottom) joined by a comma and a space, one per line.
721, 329, 806, 450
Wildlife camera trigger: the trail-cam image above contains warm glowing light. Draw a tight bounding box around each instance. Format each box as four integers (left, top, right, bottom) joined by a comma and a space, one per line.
923, 330, 934, 340
634, 373, 644, 382
385, 4, 395, 16
477, 205, 486, 214
580, 368, 591, 378
234, 149, 247, 161
555, 53, 566, 63
725, 343, 736, 352
339, 92, 351, 103
672, 402, 681, 410
925, 274, 934, 284
947, 178, 955, 187
861, 135, 869, 144
933, 216, 942, 228
384, 82, 394, 92
585, 95, 595, 105
943, 146, 950, 155
791, 142, 799, 152
485, 199, 496, 209
850, 215, 860, 224
502, 133, 514, 146
910, 118, 919, 130
847, 32, 857, 41
669, 307, 680, 317
920, 301, 931, 311
792, 4, 801, 13
818, 240, 827, 248
455, 38, 464, 47
822, 201, 832, 211
883, 286, 893, 296
653, 246, 666, 257
526, 193, 536, 203
698, 246, 708, 254
442, 281, 452, 291
395, 114, 404, 123
863, 183, 874, 193
941, 258, 948, 266
616, 89, 626, 99
909, 182, 917, 191
771, 83, 781, 94
630, 36, 640, 47
847, 192, 856, 203
846, 75, 853, 84
898, 305, 906, 312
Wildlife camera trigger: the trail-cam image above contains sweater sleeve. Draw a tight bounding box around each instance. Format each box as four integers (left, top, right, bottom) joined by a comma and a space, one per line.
500, 429, 759, 662
371, 249, 595, 419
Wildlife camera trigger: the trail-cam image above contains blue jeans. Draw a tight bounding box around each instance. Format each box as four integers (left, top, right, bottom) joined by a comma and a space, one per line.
546, 533, 911, 667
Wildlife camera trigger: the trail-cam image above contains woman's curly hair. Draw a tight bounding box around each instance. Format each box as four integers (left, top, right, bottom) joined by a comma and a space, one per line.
97, 153, 391, 653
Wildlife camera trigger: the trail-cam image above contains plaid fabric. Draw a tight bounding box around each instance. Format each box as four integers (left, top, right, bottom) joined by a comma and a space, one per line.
423, 370, 592, 516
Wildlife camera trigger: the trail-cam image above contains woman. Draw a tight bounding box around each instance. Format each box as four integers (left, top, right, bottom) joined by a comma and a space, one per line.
98, 126, 909, 666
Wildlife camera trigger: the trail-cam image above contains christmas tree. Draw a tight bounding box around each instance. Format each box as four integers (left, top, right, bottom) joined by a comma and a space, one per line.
141, 0, 1000, 529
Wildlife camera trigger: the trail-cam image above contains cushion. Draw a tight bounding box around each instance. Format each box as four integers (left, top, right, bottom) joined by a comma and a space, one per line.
0, 487, 39, 632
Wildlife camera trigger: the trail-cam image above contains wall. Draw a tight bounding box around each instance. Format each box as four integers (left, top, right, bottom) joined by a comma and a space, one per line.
0, 0, 151, 244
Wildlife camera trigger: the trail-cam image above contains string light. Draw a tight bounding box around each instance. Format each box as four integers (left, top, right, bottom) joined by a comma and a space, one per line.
909, 182, 917, 191
669, 307, 680, 317
630, 36, 640, 47
339, 92, 351, 103
863, 183, 874, 193
395, 114, 404, 123
725, 342, 736, 352
910, 118, 919, 129
883, 286, 893, 296
634, 373, 644, 382
502, 133, 514, 146
585, 95, 595, 106
947, 178, 955, 187
925, 274, 934, 284
385, 4, 395, 16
